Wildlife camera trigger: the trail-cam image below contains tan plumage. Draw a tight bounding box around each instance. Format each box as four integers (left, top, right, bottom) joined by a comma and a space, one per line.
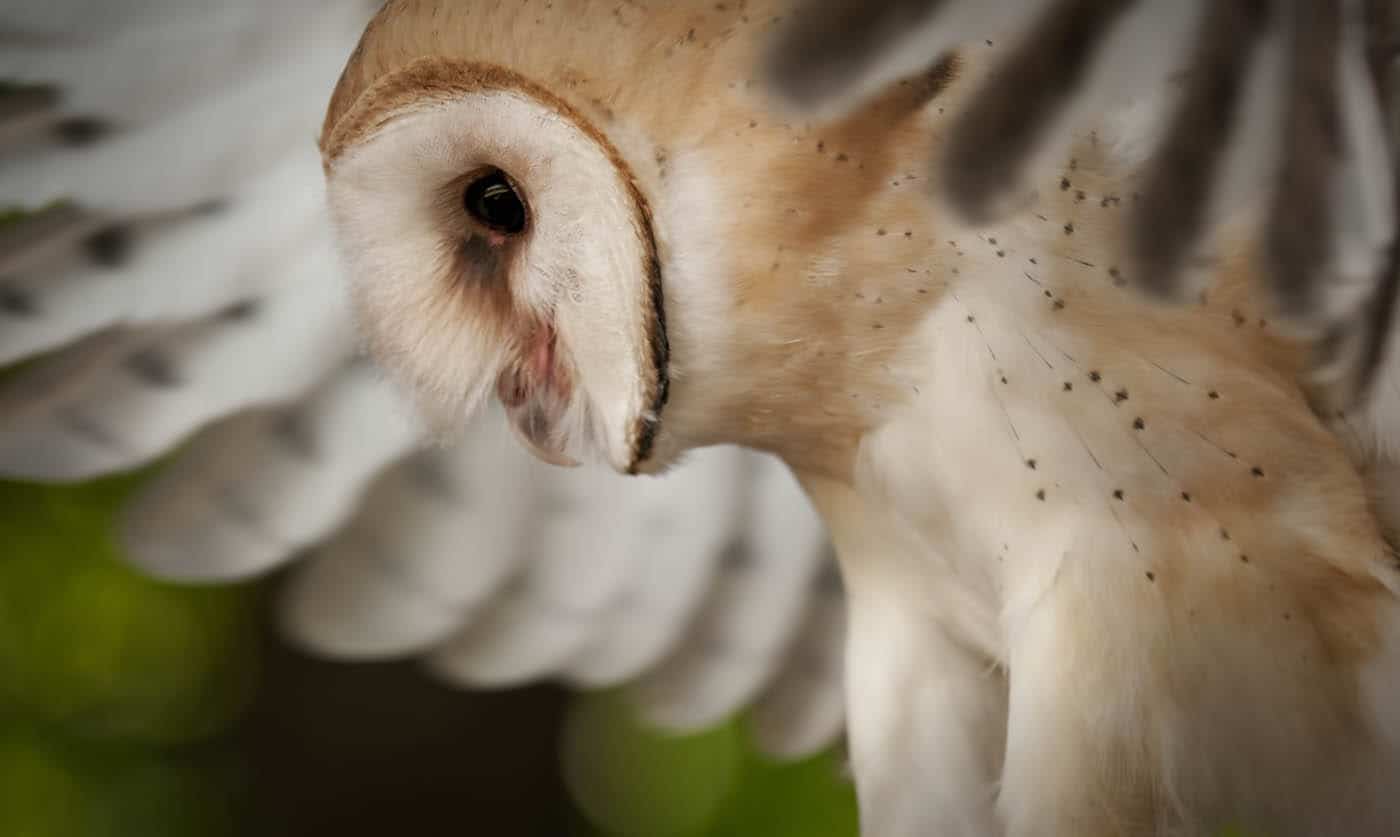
322, 2, 1400, 834
765, 0, 1400, 415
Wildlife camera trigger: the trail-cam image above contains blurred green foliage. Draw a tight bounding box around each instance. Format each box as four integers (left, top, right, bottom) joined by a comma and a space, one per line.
563, 690, 859, 837
0, 470, 259, 743
0, 722, 243, 837
0, 432, 859, 837
0, 465, 257, 836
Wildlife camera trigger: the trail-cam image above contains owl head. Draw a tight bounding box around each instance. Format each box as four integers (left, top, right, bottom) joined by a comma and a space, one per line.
320, 0, 964, 477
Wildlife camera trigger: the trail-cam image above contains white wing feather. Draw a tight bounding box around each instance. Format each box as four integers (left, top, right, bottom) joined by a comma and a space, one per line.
0, 229, 352, 480
562, 446, 748, 688
0, 2, 368, 125
279, 416, 538, 660
118, 362, 422, 581
0, 0, 349, 41
0, 151, 327, 366
1, 0, 848, 763
424, 465, 651, 688
748, 571, 848, 760
0, 3, 362, 212
628, 457, 830, 732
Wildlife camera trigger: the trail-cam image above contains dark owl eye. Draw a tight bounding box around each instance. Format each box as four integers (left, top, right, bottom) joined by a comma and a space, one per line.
463, 169, 528, 235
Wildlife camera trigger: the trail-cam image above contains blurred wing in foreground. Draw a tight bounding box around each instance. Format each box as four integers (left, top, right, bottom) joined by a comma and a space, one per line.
0, 0, 847, 761
765, 0, 1400, 413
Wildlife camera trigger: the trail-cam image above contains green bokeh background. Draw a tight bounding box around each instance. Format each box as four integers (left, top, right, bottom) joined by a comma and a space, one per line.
0, 468, 255, 836
0, 454, 858, 836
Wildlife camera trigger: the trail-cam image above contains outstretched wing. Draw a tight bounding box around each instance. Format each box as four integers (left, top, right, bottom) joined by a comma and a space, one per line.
0, 0, 847, 761
766, 0, 1400, 413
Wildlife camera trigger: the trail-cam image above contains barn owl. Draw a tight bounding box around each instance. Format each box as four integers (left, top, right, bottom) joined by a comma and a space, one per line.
317, 1, 1400, 836
767, 0, 1400, 414
0, 0, 848, 763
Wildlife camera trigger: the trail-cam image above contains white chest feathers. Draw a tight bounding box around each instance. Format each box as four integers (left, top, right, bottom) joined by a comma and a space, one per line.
818, 205, 1400, 835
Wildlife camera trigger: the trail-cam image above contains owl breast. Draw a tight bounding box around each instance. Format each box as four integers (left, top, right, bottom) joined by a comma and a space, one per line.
855, 137, 1392, 668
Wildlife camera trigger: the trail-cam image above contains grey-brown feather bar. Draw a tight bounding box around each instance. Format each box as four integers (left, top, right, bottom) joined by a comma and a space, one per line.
765, 0, 1400, 415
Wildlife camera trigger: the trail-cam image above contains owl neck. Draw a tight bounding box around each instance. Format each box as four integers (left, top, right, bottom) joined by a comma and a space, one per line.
652, 48, 1201, 481
698, 121, 1159, 477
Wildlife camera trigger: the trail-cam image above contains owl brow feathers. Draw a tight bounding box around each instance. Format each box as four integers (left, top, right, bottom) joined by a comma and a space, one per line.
319, 58, 671, 473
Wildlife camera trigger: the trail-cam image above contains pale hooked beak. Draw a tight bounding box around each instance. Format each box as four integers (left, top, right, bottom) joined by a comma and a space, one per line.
495, 325, 582, 469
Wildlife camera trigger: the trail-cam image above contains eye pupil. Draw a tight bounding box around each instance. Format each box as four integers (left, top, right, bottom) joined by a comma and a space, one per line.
464, 170, 527, 235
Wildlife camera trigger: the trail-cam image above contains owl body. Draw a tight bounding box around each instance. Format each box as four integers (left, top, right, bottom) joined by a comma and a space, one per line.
322, 2, 1400, 833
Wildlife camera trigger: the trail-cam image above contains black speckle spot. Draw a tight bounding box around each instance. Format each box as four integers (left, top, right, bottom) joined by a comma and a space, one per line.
85, 225, 134, 268
1133, 417, 1145, 430
1060, 177, 1071, 191
813, 561, 844, 596
1208, 390, 1220, 400
1145, 571, 1156, 582
125, 349, 180, 388
272, 412, 317, 459
722, 540, 755, 571
1232, 309, 1247, 326
0, 287, 37, 317
1063, 222, 1075, 235
996, 250, 1006, 258
1052, 298, 1066, 310
1063, 381, 1073, 392
836, 152, 849, 162
877, 228, 887, 236
219, 299, 261, 321
1251, 466, 1265, 478
1220, 528, 1231, 541
53, 116, 112, 147
1240, 554, 1250, 564
966, 315, 976, 323
1000, 375, 1009, 385
1113, 489, 1125, 501
1036, 489, 1046, 501
61, 410, 121, 449
1089, 370, 1102, 382
1181, 492, 1192, 503
1026, 458, 1038, 470
1113, 389, 1128, 404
